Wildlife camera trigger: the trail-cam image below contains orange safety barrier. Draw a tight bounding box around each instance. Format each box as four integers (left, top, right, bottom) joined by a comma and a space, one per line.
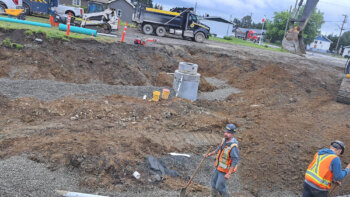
67, 12, 71, 36
121, 22, 127, 42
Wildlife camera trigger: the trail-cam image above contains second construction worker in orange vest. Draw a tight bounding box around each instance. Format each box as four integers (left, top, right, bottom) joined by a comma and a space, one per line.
303, 140, 350, 197
204, 123, 239, 197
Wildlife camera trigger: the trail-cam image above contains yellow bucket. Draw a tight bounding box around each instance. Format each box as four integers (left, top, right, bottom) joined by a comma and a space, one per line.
152, 91, 160, 101
162, 89, 170, 100
347, 74, 350, 78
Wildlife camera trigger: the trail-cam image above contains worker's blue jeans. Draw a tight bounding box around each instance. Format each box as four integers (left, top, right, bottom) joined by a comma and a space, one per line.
211, 169, 227, 194
302, 182, 329, 197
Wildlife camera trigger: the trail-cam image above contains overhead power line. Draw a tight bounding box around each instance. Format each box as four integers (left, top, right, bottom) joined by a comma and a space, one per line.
319, 0, 350, 9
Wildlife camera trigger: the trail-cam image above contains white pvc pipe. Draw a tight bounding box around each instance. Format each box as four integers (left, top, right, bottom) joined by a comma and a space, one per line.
56, 190, 109, 197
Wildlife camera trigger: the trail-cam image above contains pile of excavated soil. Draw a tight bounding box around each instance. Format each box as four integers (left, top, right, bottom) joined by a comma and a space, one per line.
0, 28, 350, 196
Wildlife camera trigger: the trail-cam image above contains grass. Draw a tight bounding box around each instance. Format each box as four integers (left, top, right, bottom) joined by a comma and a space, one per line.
1, 38, 23, 49
0, 16, 116, 42
210, 36, 289, 53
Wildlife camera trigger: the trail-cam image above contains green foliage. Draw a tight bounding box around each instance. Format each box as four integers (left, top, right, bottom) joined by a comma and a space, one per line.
233, 17, 264, 29
130, 0, 153, 7
241, 15, 252, 28
265, 10, 289, 43
209, 36, 288, 53
154, 3, 163, 10
233, 18, 241, 28
299, 7, 324, 45
24, 30, 34, 36
1, 38, 12, 48
1, 38, 23, 50
0, 16, 115, 43
327, 34, 339, 52
266, 7, 324, 45
223, 36, 233, 40
340, 31, 350, 48
15, 43, 23, 50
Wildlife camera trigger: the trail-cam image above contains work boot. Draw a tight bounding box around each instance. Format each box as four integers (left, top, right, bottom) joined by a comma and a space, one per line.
211, 188, 219, 197
221, 192, 231, 197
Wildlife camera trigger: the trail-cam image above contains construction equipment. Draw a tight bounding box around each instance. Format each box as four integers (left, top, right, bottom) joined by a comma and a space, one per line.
56, 1, 119, 34
133, 6, 210, 42
179, 147, 213, 197
134, 38, 158, 46
78, 1, 118, 33
282, 0, 319, 55
336, 56, 350, 104
5, 8, 25, 19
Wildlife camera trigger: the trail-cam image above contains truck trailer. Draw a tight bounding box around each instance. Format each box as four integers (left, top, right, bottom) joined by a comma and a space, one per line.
132, 6, 210, 42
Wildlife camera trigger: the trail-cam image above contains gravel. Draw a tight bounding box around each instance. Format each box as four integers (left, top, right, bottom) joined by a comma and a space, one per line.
0, 78, 175, 101
198, 77, 242, 101
0, 77, 241, 102
0, 156, 81, 197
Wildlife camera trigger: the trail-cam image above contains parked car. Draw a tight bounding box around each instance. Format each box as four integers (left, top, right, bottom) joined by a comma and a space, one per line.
22, 0, 83, 17
55, 4, 84, 17
0, 0, 18, 14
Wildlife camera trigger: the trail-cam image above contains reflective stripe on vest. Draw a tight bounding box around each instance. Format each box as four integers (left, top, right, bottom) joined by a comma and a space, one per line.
215, 138, 238, 173
305, 153, 337, 190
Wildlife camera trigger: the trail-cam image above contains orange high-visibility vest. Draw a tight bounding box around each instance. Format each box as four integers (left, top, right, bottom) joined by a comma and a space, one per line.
215, 138, 238, 173
305, 153, 337, 190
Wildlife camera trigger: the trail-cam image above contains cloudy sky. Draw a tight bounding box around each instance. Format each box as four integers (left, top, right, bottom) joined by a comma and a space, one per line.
152, 0, 350, 35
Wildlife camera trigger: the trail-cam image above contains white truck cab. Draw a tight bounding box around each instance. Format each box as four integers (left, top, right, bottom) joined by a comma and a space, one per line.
0, 0, 20, 14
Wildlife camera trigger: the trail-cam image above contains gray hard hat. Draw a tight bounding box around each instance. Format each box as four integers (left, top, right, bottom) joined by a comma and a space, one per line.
331, 140, 345, 155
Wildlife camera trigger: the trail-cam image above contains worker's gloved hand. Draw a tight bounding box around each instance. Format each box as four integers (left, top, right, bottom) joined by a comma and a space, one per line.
335, 181, 342, 186
224, 173, 231, 180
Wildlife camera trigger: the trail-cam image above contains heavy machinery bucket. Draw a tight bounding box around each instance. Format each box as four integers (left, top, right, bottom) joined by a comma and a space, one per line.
282, 26, 306, 55
336, 77, 350, 104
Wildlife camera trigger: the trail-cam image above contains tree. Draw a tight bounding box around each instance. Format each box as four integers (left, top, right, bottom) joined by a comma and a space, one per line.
266, 6, 324, 44
340, 31, 350, 48
241, 15, 252, 28
154, 3, 163, 10
131, 0, 153, 7
251, 22, 263, 29
327, 31, 350, 53
327, 34, 339, 52
232, 18, 241, 28
265, 10, 289, 43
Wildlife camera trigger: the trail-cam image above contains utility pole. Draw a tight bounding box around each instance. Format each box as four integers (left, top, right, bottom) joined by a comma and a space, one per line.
335, 15, 348, 54
259, 15, 266, 45
226, 15, 232, 36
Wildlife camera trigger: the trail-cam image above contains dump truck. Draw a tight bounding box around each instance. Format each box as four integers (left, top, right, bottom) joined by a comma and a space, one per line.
132, 6, 210, 42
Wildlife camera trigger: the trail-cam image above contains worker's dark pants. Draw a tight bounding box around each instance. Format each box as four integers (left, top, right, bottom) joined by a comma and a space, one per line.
302, 182, 329, 197
211, 169, 227, 194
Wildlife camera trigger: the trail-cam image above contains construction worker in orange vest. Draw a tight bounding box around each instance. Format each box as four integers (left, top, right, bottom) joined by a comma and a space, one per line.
303, 140, 350, 197
204, 123, 239, 197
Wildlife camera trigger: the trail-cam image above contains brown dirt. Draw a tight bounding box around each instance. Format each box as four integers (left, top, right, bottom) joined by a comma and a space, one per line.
0, 28, 350, 196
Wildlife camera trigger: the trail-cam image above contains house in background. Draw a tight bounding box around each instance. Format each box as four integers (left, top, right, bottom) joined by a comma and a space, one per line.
342, 46, 350, 57
306, 35, 332, 53
58, 0, 135, 23
200, 16, 233, 38
109, 0, 135, 23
